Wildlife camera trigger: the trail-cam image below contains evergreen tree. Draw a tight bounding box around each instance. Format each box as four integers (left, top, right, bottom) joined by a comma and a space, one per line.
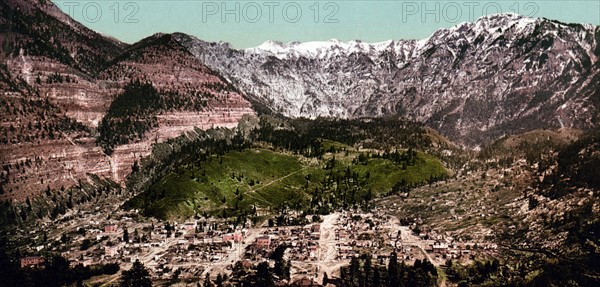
204, 273, 214, 287
362, 254, 373, 287
120, 260, 151, 287
349, 256, 360, 287
215, 274, 224, 287
132, 160, 140, 173
388, 252, 400, 287
255, 261, 274, 287
271, 244, 290, 279
373, 267, 381, 287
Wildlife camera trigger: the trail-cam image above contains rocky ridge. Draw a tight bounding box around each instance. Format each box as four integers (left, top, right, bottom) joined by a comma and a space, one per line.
175, 14, 600, 146
0, 0, 254, 202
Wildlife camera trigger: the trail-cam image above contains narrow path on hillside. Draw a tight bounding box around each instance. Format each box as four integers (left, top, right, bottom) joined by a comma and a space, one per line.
252, 167, 309, 192
243, 167, 310, 205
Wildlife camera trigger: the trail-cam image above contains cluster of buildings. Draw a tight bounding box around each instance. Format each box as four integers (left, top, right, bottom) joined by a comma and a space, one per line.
17, 206, 499, 284
20, 256, 45, 269
247, 223, 322, 261
21, 209, 254, 280
424, 238, 498, 262
333, 211, 391, 260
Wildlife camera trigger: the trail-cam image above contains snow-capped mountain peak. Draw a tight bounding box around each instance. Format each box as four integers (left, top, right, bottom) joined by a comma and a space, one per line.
245, 13, 551, 60
246, 38, 401, 59
178, 14, 600, 146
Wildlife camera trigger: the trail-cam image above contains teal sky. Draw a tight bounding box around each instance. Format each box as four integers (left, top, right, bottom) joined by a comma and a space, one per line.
52, 0, 600, 49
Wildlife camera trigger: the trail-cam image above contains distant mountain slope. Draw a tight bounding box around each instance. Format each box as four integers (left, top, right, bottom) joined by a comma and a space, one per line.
175, 14, 600, 146
0, 0, 254, 203
1, 0, 127, 127
0, 0, 126, 75
96, 33, 254, 178
100, 33, 249, 114
0, 0, 123, 202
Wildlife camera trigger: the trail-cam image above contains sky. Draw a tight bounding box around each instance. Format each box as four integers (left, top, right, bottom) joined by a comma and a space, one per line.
52, 0, 600, 49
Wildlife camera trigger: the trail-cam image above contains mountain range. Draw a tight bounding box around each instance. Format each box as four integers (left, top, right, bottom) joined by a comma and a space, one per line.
0, 0, 599, 202
176, 14, 600, 146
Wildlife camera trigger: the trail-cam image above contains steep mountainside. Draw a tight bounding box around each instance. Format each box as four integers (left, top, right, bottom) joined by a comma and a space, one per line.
0, 0, 254, 203
96, 33, 254, 180
1, 0, 127, 128
0, 0, 124, 202
0, 0, 126, 75
175, 14, 600, 146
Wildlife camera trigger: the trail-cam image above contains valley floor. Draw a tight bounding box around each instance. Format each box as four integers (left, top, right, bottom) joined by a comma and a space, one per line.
12, 192, 499, 286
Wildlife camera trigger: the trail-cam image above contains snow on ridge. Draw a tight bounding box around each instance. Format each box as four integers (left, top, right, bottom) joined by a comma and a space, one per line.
246, 38, 405, 59
243, 14, 589, 60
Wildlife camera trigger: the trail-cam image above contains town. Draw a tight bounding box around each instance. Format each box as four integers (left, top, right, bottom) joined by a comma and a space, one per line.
16, 200, 498, 286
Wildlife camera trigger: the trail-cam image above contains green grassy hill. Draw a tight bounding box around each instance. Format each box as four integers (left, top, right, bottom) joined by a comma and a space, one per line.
352, 152, 448, 192
127, 149, 308, 219
127, 141, 448, 220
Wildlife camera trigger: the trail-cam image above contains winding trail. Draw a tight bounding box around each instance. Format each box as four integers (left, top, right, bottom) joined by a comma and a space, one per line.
243, 167, 310, 205
251, 167, 309, 192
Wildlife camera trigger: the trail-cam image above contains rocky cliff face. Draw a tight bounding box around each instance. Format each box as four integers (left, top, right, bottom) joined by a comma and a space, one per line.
95, 33, 254, 180
0, 0, 254, 202
0, 0, 126, 75
175, 14, 600, 146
